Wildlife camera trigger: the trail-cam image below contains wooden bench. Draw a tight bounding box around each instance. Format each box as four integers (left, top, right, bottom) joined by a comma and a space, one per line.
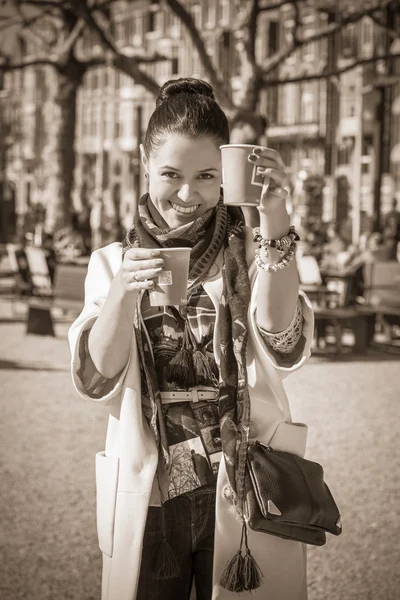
298, 255, 373, 353
312, 306, 375, 354
359, 261, 400, 345
26, 262, 87, 336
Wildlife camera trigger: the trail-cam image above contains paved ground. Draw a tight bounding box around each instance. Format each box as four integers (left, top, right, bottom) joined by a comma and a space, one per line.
0, 300, 399, 600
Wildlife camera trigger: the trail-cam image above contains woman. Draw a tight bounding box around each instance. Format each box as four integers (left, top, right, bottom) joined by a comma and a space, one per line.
69, 78, 314, 600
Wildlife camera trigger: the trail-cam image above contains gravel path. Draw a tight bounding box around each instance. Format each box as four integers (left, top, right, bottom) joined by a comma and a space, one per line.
0, 301, 399, 600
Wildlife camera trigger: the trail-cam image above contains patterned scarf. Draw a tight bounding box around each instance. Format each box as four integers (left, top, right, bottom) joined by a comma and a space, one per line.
123, 193, 261, 591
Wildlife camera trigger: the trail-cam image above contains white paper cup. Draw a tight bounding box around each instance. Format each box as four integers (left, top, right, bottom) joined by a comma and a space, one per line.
220, 144, 268, 206
149, 247, 191, 306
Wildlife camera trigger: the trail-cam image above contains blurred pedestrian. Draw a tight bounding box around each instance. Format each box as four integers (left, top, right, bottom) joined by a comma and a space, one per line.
320, 223, 349, 272
69, 77, 314, 600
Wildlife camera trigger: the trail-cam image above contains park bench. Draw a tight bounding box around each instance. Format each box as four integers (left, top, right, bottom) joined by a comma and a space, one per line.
6, 244, 87, 335
297, 254, 374, 354
357, 261, 400, 346
26, 261, 87, 336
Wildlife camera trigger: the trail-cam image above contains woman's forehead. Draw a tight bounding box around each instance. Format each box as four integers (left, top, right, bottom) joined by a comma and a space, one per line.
150, 134, 221, 167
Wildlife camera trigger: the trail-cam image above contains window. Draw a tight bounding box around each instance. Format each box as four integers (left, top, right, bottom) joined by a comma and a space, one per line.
341, 24, 358, 58
119, 100, 134, 140
283, 19, 296, 64
217, 0, 230, 26
114, 19, 125, 45
300, 82, 316, 123
147, 9, 163, 34
192, 50, 201, 77
219, 31, 232, 80
361, 17, 373, 55
82, 103, 91, 138
92, 103, 101, 138
171, 45, 180, 76
342, 83, 356, 118
203, 0, 215, 28
280, 84, 298, 125
255, 16, 268, 63
191, 3, 202, 28
268, 21, 279, 55
104, 103, 114, 142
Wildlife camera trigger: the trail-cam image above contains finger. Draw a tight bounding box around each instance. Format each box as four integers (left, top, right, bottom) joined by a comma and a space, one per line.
260, 179, 289, 206
248, 156, 280, 169
125, 279, 155, 292
127, 258, 165, 271
251, 147, 286, 169
130, 267, 163, 282
257, 167, 288, 188
124, 247, 162, 261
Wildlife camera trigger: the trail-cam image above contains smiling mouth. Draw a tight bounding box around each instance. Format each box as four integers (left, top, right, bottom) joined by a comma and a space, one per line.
170, 202, 200, 215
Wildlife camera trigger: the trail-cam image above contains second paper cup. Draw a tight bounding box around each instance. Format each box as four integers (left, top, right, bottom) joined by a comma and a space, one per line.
220, 144, 267, 206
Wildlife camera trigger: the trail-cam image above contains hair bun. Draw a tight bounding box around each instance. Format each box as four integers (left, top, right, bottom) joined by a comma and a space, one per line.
156, 77, 215, 108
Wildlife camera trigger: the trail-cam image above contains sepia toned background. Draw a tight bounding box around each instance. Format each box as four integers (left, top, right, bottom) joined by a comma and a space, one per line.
0, 1, 399, 599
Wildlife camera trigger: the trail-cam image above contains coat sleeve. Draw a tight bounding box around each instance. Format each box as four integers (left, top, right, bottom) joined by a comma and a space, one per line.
68, 244, 132, 403
249, 261, 315, 378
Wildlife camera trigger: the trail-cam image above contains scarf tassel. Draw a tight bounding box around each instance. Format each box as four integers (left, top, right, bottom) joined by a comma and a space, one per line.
193, 347, 215, 385
153, 504, 180, 580
220, 520, 263, 593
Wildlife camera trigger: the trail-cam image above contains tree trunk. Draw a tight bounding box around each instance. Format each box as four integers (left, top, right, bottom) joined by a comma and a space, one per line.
41, 65, 81, 233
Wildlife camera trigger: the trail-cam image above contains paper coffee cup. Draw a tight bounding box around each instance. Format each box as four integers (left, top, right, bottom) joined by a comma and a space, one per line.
220, 144, 267, 206
149, 247, 191, 307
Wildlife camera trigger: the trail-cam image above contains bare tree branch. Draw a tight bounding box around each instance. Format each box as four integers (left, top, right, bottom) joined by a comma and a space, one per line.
163, 0, 234, 109
13, 0, 69, 7
57, 18, 86, 58
368, 12, 398, 41
258, 0, 292, 12
0, 3, 58, 33
0, 56, 60, 69
261, 1, 400, 75
262, 51, 400, 86
68, 0, 160, 95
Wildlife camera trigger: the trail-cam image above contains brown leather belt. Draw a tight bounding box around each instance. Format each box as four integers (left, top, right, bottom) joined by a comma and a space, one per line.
160, 388, 218, 404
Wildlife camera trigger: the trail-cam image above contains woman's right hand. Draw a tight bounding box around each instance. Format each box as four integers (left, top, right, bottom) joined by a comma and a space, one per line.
120, 247, 164, 292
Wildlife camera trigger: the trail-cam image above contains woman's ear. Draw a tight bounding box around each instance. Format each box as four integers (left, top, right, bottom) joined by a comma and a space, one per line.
140, 144, 148, 173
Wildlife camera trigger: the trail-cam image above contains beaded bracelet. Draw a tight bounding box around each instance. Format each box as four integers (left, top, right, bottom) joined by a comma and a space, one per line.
255, 242, 297, 272
252, 225, 300, 251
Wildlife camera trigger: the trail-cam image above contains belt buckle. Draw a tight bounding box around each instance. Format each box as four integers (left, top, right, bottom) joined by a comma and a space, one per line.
191, 389, 199, 403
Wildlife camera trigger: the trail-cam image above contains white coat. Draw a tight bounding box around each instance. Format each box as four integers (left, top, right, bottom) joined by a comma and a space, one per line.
69, 234, 314, 600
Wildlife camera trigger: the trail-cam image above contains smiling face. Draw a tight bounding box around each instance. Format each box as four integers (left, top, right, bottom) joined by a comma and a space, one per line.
142, 134, 222, 229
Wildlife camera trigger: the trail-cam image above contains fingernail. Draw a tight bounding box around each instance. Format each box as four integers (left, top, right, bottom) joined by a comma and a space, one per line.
253, 147, 262, 155
155, 267, 163, 273
257, 166, 265, 174
155, 260, 164, 266
248, 154, 257, 162
152, 251, 161, 257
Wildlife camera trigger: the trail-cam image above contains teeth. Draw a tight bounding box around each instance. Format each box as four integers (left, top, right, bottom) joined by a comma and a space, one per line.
171, 202, 199, 214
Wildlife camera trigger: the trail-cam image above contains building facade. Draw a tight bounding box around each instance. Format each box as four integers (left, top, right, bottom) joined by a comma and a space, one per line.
1, 0, 399, 242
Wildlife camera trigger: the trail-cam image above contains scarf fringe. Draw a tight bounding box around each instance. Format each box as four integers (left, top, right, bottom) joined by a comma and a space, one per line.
153, 503, 180, 580
153, 538, 180, 580
220, 520, 263, 593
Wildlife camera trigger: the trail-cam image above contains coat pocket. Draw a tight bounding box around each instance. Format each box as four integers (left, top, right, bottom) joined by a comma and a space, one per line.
95, 451, 119, 558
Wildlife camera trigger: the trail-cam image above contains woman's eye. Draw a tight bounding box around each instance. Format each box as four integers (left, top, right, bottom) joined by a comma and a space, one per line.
161, 172, 179, 178
199, 173, 214, 180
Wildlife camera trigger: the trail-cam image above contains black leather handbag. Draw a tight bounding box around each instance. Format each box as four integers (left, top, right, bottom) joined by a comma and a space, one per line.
244, 440, 342, 546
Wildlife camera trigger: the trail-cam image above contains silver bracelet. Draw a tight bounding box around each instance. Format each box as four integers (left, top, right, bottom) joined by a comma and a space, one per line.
255, 242, 297, 272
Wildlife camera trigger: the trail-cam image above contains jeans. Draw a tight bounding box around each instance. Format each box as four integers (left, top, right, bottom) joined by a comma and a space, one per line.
137, 483, 216, 600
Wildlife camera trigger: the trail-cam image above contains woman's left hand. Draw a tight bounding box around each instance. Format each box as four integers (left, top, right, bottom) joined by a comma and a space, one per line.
248, 147, 289, 216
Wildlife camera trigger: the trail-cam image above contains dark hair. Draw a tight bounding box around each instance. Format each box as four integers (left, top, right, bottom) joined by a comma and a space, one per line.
143, 77, 230, 156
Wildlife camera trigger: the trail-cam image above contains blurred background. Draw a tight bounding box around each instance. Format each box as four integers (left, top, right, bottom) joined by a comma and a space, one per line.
0, 1, 399, 599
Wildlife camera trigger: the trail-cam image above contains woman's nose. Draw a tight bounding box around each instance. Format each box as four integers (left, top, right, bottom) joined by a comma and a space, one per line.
177, 183, 193, 203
